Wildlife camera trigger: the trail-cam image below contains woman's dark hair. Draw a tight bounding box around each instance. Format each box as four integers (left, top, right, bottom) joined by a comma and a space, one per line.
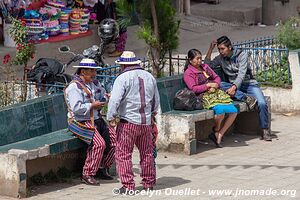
217, 36, 232, 48
184, 49, 202, 71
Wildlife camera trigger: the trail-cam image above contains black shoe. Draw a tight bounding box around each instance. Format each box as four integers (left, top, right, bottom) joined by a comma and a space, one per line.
244, 95, 257, 110
81, 175, 100, 185
118, 187, 135, 195
143, 187, 154, 191
98, 168, 114, 180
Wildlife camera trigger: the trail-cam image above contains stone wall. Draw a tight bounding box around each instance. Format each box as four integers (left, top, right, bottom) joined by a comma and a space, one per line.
262, 0, 300, 25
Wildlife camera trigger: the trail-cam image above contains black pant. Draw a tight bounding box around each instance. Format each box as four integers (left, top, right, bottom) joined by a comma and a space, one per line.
94, 118, 111, 154
95, 2, 116, 22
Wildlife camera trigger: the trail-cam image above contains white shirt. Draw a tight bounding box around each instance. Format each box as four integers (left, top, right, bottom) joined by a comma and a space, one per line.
107, 67, 160, 125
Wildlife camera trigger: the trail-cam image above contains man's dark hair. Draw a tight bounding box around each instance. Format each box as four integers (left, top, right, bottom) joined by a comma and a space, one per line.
217, 36, 232, 48
75, 68, 82, 75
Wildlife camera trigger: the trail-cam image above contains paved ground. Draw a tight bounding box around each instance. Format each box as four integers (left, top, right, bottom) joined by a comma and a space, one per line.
1, 113, 299, 200
191, 0, 262, 24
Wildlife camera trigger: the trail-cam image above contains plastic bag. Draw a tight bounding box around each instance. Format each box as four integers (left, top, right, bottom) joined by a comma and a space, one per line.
173, 88, 203, 111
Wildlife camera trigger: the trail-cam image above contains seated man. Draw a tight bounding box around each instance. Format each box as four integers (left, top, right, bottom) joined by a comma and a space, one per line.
205, 36, 272, 141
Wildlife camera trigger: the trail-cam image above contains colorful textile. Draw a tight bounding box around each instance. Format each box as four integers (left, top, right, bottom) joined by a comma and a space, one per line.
202, 89, 233, 109
68, 119, 95, 145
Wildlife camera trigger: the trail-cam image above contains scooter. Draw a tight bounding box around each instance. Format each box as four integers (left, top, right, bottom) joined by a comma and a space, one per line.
27, 44, 112, 94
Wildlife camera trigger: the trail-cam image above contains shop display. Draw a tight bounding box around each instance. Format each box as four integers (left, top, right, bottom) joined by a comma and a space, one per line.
8, 0, 95, 41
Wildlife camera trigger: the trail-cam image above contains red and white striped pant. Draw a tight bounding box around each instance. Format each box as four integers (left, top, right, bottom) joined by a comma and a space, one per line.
82, 122, 116, 176
115, 122, 156, 190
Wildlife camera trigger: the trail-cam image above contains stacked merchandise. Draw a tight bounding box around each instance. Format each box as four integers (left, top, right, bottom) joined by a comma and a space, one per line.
80, 9, 90, 33
23, 0, 93, 39
44, 0, 65, 11
69, 9, 81, 35
43, 0, 65, 36
60, 8, 72, 36
43, 8, 60, 36
24, 10, 45, 41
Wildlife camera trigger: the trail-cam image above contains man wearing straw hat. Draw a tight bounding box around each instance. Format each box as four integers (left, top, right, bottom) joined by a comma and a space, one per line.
65, 58, 116, 185
107, 51, 160, 193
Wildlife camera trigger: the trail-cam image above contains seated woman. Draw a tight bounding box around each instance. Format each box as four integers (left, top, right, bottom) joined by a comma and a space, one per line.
183, 49, 238, 148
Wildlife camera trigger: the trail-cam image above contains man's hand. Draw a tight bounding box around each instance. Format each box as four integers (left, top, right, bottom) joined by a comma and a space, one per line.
109, 119, 117, 127
226, 85, 237, 96
209, 40, 217, 50
91, 101, 105, 109
205, 40, 217, 61
151, 115, 156, 125
206, 82, 219, 89
105, 93, 111, 99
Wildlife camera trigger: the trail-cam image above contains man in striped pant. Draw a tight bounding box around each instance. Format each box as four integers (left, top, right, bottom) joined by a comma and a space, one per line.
83, 121, 116, 183
65, 58, 117, 185
107, 51, 160, 193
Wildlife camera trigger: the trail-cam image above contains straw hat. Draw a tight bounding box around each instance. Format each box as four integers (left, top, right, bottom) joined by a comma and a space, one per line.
73, 58, 101, 69
115, 51, 141, 65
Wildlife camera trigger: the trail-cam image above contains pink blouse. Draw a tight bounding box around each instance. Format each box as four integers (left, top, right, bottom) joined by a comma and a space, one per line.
183, 64, 221, 95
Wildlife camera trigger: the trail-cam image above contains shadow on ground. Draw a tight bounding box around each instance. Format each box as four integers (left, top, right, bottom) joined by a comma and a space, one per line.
135, 176, 191, 191
196, 131, 279, 154
28, 174, 118, 197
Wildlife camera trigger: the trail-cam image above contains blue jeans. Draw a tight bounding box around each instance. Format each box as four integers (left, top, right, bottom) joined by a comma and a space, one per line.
220, 82, 269, 129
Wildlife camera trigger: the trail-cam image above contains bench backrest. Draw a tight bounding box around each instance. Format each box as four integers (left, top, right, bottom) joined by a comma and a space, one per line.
0, 94, 68, 146
157, 68, 226, 113
157, 75, 186, 113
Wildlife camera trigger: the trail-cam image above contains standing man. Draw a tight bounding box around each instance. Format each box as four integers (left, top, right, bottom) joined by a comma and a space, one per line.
205, 36, 272, 141
107, 51, 160, 193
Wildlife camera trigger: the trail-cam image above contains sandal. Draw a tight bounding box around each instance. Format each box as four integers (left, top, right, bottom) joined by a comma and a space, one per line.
216, 132, 223, 148
216, 143, 223, 148
209, 132, 218, 146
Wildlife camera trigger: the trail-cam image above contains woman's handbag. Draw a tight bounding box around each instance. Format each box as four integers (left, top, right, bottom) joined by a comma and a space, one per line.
64, 80, 95, 145
173, 88, 203, 111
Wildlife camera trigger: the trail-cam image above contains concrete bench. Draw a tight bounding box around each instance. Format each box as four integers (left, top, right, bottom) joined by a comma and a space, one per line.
156, 75, 271, 155
0, 94, 84, 198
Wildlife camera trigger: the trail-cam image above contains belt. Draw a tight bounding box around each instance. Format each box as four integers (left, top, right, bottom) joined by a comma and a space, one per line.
120, 119, 129, 123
